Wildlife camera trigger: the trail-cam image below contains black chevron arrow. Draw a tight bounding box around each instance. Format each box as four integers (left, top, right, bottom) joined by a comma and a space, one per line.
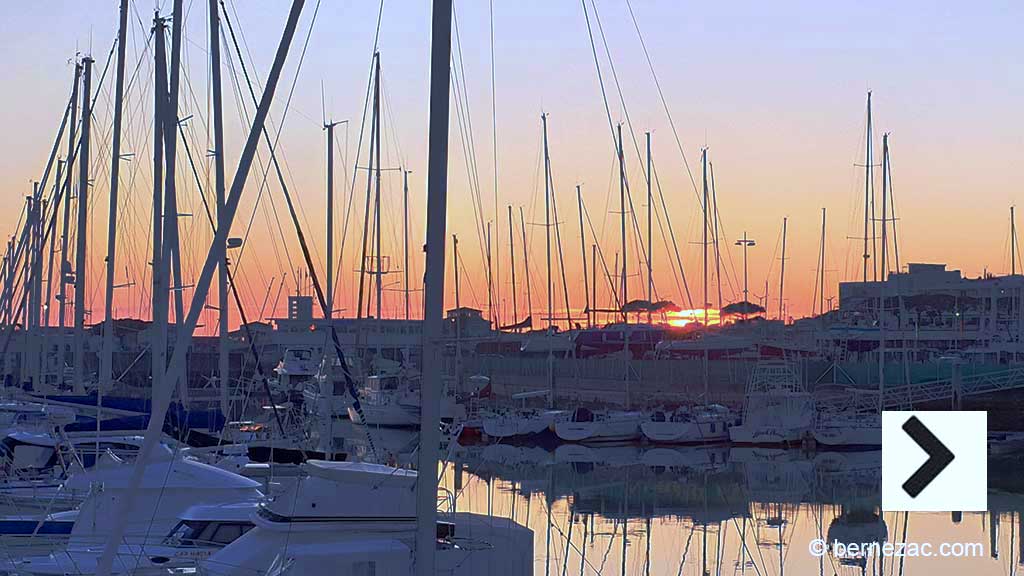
901, 415, 955, 498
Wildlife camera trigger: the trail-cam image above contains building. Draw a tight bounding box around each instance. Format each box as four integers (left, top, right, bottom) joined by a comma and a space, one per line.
832, 263, 1024, 362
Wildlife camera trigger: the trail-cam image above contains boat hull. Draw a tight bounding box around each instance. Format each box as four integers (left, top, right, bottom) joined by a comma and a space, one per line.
555, 414, 641, 444
814, 425, 882, 450
640, 420, 729, 444
728, 424, 811, 447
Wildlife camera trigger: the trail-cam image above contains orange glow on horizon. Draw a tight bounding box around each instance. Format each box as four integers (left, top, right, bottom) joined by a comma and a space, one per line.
667, 308, 722, 328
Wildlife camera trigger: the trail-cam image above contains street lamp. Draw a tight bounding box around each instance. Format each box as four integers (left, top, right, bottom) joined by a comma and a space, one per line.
735, 232, 756, 305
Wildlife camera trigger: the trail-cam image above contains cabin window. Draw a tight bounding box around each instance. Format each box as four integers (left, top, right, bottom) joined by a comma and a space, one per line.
164, 520, 208, 547
210, 522, 253, 545
710, 423, 716, 433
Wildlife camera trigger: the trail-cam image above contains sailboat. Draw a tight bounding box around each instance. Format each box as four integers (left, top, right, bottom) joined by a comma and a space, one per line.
640, 403, 734, 444
814, 116, 892, 451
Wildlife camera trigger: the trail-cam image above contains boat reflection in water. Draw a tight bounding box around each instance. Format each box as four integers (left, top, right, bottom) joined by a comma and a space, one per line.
443, 443, 1024, 575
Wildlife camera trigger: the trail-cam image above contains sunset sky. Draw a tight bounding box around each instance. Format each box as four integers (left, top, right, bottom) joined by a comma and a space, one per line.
1, 1, 1021, 331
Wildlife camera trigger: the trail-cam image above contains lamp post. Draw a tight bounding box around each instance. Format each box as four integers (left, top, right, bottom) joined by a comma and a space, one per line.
734, 232, 756, 313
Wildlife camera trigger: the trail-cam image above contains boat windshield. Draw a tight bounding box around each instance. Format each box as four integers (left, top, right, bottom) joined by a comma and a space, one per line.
163, 520, 254, 547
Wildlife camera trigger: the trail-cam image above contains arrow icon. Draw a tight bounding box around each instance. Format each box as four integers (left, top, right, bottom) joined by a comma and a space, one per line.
901, 415, 955, 498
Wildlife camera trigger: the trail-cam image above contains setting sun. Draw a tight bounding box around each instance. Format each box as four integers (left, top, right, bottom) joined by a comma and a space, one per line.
667, 308, 721, 327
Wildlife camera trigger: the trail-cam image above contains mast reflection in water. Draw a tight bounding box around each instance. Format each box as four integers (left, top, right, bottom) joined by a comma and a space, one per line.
436, 441, 1024, 575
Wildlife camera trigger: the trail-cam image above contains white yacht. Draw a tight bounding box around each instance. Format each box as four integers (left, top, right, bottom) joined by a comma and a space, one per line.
554, 408, 643, 443
199, 460, 534, 576
271, 346, 321, 395
640, 404, 734, 444
347, 371, 465, 428
0, 447, 263, 575
480, 390, 568, 440
2, 501, 259, 575
813, 398, 882, 449
729, 360, 816, 446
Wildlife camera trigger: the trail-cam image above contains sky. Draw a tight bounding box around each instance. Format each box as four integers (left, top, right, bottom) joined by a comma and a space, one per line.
0, 0, 1022, 331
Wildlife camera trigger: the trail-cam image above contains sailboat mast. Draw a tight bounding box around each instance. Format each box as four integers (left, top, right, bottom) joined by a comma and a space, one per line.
779, 217, 788, 322
542, 113, 553, 331
404, 169, 411, 320
415, 0, 453, 569
520, 206, 533, 325
701, 148, 709, 326
541, 113, 555, 409
58, 63, 81, 370
819, 208, 826, 315
71, 56, 93, 394
881, 132, 890, 280
592, 244, 597, 327
508, 205, 518, 330
163, 0, 187, 404
1013, 206, 1018, 276
711, 161, 722, 311
151, 12, 168, 416
646, 132, 652, 317
356, 52, 379, 333
453, 235, 461, 390
326, 122, 335, 321
211, 0, 230, 416
577, 185, 590, 329
373, 55, 382, 343
863, 91, 873, 283
486, 221, 493, 325
44, 161, 63, 330
618, 123, 628, 321
100, 0, 129, 391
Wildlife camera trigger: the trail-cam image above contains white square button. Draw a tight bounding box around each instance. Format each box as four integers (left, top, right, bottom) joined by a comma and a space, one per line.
882, 410, 986, 512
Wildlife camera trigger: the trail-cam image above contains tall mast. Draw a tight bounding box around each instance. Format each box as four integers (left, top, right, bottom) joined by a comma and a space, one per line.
71, 56, 93, 394
1013, 206, 1018, 276
700, 149, 710, 399
819, 208, 826, 315
577, 186, 590, 329
701, 148, 709, 326
542, 114, 553, 331
508, 205, 518, 330
591, 244, 598, 326
541, 113, 555, 410
453, 235, 461, 391
880, 132, 890, 281
779, 217, 788, 322
44, 161, 64, 330
711, 161, 722, 311
100, 0, 130, 391
519, 206, 533, 326
862, 91, 873, 283
415, 0, 453, 570
373, 54, 383, 351
30, 195, 40, 385
151, 12, 168, 419
404, 169, 411, 320
325, 121, 336, 323
356, 53, 379, 336
646, 131, 652, 319
486, 221, 493, 326
210, 0, 230, 416
57, 62, 81, 385
163, 0, 187, 404
618, 124, 628, 321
